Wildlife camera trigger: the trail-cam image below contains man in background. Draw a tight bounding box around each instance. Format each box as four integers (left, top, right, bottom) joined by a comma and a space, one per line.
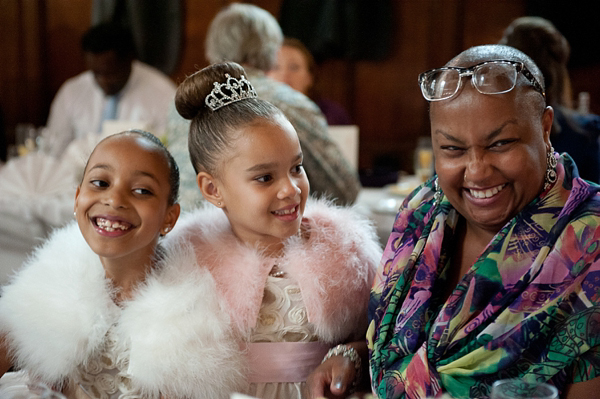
44, 22, 176, 156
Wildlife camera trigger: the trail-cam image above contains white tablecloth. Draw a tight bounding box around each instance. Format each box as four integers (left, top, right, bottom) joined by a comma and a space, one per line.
354, 187, 405, 247
0, 152, 78, 286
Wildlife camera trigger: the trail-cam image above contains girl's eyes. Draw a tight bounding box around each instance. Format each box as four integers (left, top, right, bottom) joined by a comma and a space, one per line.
88, 180, 153, 195
255, 175, 273, 183
254, 164, 303, 183
90, 179, 108, 188
133, 188, 153, 196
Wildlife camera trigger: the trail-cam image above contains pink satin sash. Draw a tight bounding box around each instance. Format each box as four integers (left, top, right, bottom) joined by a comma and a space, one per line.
245, 341, 332, 383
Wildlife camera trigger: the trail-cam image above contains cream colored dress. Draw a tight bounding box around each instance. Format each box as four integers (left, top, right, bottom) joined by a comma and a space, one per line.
71, 275, 318, 399
70, 307, 143, 399
245, 274, 320, 399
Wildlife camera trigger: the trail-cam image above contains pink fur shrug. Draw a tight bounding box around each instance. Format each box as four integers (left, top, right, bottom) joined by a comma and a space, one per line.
167, 199, 382, 343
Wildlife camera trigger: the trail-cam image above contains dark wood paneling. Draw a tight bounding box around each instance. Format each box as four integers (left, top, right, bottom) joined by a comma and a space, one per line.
2, 0, 599, 172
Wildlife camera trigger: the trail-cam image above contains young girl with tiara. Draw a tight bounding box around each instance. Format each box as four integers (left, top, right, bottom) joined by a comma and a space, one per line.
0, 130, 244, 399
167, 61, 382, 399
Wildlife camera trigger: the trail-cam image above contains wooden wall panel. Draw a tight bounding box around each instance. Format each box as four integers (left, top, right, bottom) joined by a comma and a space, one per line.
0, 0, 24, 139
44, 0, 92, 98
172, 0, 282, 84
0, 1, 46, 138
1, 0, 599, 174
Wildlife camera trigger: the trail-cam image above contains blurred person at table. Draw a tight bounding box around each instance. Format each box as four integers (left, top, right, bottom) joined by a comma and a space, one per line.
308, 45, 600, 399
165, 3, 360, 210
43, 22, 176, 157
500, 16, 600, 183
268, 37, 353, 126
0, 130, 246, 399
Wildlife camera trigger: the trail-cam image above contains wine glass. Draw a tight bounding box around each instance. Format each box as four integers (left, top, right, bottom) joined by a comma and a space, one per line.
490, 379, 558, 399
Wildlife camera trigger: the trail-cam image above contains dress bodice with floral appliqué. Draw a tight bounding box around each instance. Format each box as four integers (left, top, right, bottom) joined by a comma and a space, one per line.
245, 274, 319, 399
72, 319, 142, 399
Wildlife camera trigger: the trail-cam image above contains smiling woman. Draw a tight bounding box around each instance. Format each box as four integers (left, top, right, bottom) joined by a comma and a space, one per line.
431, 73, 551, 239
360, 45, 600, 399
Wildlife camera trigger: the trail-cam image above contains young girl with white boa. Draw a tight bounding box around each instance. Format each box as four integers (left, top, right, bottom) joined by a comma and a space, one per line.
0, 131, 244, 399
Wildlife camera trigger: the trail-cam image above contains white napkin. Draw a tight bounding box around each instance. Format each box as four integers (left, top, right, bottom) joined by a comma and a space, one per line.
0, 152, 77, 227
0, 152, 76, 198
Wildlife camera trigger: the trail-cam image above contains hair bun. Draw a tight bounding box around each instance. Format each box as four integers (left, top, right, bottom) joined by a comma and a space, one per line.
175, 62, 248, 120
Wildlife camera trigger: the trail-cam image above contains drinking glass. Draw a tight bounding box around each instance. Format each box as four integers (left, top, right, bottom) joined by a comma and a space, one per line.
15, 123, 39, 156
0, 380, 66, 399
490, 379, 558, 399
414, 137, 434, 183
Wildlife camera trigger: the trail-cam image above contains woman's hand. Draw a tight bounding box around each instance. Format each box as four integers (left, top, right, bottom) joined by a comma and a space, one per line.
306, 354, 357, 399
306, 340, 369, 399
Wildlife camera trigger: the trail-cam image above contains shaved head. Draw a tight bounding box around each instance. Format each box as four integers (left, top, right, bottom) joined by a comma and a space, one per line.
448, 44, 547, 113
449, 45, 545, 92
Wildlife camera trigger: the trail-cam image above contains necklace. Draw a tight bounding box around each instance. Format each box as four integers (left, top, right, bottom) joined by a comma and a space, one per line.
267, 226, 307, 278
269, 264, 286, 278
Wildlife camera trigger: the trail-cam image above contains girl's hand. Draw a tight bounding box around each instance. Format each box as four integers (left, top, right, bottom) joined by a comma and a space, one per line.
306, 354, 358, 399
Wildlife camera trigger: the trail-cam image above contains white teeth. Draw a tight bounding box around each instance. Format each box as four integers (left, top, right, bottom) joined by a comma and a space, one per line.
96, 217, 130, 231
274, 206, 296, 215
469, 184, 506, 199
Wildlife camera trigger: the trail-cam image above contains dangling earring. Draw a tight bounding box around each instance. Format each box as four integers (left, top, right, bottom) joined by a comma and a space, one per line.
433, 175, 443, 204
543, 146, 557, 191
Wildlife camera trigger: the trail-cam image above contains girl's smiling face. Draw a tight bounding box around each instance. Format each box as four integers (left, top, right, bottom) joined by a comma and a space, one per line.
201, 115, 309, 256
74, 133, 180, 263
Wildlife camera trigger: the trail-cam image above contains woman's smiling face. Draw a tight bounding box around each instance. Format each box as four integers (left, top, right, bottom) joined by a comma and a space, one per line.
430, 83, 553, 235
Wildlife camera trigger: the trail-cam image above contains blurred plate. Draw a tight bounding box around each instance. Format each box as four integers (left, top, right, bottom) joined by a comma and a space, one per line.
373, 195, 404, 215
387, 175, 422, 197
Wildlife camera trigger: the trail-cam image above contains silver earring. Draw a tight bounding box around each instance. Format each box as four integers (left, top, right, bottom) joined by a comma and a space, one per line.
73, 211, 76, 217
163, 226, 171, 234
433, 175, 443, 204
217, 202, 221, 206
543, 146, 557, 191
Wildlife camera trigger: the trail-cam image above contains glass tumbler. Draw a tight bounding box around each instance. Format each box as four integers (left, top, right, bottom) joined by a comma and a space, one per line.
0, 381, 66, 399
490, 379, 558, 399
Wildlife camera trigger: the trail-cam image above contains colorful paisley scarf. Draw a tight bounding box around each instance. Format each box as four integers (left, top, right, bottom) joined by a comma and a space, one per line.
367, 154, 600, 399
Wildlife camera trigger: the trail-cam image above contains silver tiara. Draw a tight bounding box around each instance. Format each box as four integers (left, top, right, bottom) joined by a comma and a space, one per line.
204, 73, 258, 111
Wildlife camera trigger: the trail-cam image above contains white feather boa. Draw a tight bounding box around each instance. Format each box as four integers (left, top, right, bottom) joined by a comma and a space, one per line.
0, 222, 246, 399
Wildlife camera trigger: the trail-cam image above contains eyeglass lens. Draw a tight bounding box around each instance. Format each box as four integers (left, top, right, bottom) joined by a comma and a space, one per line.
424, 69, 460, 99
473, 63, 517, 94
422, 62, 519, 100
